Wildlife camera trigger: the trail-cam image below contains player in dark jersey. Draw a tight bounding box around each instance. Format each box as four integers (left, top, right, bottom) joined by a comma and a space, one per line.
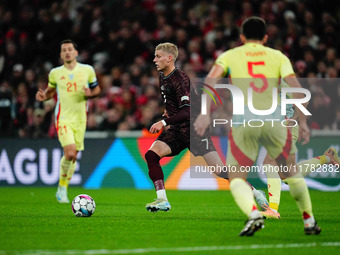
145, 43, 222, 212
145, 42, 268, 212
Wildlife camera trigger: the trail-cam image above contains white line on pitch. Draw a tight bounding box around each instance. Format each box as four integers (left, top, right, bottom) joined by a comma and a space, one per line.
2, 242, 340, 255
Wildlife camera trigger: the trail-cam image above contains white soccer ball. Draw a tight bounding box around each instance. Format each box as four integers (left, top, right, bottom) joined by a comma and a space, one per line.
72, 194, 96, 217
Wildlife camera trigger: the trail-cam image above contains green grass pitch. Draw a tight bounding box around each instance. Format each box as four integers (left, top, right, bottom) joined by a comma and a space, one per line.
0, 188, 339, 255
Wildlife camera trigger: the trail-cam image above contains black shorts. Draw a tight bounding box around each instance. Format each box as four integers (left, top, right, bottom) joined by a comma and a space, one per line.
157, 125, 215, 157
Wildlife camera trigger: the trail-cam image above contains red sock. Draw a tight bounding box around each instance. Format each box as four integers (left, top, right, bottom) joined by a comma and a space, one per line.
303, 212, 311, 219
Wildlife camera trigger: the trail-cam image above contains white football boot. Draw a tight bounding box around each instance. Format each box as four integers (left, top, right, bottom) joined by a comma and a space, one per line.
56, 186, 70, 203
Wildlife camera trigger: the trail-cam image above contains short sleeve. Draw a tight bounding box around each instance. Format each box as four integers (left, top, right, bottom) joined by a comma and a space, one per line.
280, 53, 295, 78
88, 66, 98, 89
48, 70, 57, 88
215, 51, 229, 77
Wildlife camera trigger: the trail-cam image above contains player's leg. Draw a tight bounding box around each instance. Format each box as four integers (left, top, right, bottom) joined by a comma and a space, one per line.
202, 151, 228, 178
145, 140, 172, 212
277, 154, 321, 235
55, 122, 78, 203
229, 170, 264, 236
56, 144, 77, 203
202, 150, 269, 211
262, 124, 299, 214
324, 147, 340, 165
193, 132, 266, 218
264, 122, 320, 234
261, 152, 281, 219
194, 128, 267, 220
251, 185, 269, 212
64, 145, 78, 185
227, 126, 264, 236
65, 122, 85, 188
288, 124, 333, 177
261, 122, 296, 218
297, 147, 339, 177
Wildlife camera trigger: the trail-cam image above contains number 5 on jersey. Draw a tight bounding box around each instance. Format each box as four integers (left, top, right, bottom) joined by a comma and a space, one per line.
247, 62, 268, 93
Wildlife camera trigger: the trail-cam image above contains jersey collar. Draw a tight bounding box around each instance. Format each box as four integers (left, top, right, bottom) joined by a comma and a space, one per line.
244, 42, 264, 48
63, 62, 78, 72
162, 67, 178, 79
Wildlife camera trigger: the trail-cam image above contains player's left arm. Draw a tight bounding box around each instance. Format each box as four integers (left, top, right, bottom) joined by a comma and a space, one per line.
159, 73, 191, 127
149, 75, 191, 134
84, 66, 101, 98
162, 73, 191, 124
280, 54, 308, 107
84, 85, 101, 98
279, 53, 310, 144
283, 75, 310, 145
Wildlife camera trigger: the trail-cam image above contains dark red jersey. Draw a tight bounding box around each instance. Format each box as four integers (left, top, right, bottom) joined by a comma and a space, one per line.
159, 68, 190, 128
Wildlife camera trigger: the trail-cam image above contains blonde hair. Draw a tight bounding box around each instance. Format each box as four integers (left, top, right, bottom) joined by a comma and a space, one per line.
155, 42, 178, 61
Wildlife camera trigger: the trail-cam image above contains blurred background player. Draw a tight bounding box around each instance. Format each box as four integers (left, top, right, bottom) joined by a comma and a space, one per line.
145, 42, 269, 213
194, 17, 321, 236
36, 39, 100, 203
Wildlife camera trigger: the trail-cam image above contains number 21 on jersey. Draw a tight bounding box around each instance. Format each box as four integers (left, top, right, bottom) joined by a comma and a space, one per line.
67, 82, 77, 92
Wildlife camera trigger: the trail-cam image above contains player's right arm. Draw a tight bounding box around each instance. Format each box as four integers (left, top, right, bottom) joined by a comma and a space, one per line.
36, 87, 56, 101
194, 64, 225, 136
36, 69, 57, 102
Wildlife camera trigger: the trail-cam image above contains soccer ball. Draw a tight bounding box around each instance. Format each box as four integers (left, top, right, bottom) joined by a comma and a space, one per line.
72, 194, 96, 217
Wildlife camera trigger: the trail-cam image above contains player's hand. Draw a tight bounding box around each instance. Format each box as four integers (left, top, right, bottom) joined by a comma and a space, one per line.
84, 87, 92, 97
36, 89, 46, 101
149, 121, 164, 134
298, 121, 310, 145
194, 114, 210, 136
162, 110, 169, 118
286, 120, 296, 133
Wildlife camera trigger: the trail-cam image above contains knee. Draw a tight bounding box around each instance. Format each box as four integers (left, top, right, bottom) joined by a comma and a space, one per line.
145, 150, 160, 164
65, 152, 77, 162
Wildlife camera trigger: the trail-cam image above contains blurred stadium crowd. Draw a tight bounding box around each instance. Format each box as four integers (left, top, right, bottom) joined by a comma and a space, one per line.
1, 0, 340, 138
